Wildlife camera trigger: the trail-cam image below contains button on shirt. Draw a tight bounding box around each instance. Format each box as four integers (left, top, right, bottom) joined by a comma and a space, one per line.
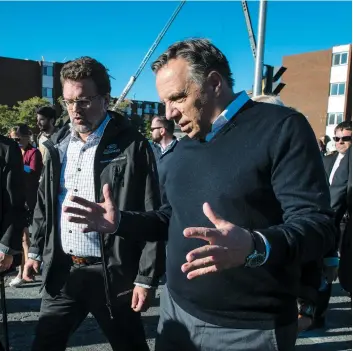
59, 116, 110, 257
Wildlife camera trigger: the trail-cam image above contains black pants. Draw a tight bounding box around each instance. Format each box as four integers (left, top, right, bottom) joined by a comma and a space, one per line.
32, 263, 149, 351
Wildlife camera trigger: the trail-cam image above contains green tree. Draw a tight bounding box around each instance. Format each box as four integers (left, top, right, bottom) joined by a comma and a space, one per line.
109, 98, 131, 114
0, 105, 18, 135
142, 118, 152, 140
13, 97, 50, 129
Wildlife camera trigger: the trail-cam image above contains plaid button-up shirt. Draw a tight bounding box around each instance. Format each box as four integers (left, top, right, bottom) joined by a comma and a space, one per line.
58, 116, 110, 257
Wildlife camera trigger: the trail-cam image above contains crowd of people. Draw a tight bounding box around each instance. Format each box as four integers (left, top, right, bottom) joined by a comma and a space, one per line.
0, 38, 350, 351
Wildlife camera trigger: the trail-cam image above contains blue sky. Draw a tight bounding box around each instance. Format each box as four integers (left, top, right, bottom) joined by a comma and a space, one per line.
0, 1, 351, 101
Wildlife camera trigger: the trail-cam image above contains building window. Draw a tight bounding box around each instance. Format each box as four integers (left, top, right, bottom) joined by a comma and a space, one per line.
144, 104, 151, 114
42, 87, 53, 98
154, 102, 159, 114
327, 112, 344, 126
43, 66, 53, 76
332, 52, 348, 66
330, 82, 346, 96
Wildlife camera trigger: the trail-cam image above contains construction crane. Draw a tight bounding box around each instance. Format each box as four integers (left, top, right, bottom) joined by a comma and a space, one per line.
241, 0, 257, 60
113, 0, 186, 110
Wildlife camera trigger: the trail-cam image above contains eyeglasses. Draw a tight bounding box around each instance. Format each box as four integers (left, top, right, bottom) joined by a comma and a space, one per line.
151, 127, 163, 132
333, 136, 352, 142
61, 95, 100, 110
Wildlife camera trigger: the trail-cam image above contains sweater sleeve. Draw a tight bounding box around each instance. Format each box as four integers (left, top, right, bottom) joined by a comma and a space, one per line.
259, 112, 335, 265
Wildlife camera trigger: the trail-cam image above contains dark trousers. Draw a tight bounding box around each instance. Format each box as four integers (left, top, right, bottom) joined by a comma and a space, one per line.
315, 283, 332, 319
32, 263, 149, 351
156, 286, 297, 351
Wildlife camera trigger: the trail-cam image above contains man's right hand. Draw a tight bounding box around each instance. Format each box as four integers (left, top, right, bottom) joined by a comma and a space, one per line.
23, 259, 41, 281
63, 184, 119, 234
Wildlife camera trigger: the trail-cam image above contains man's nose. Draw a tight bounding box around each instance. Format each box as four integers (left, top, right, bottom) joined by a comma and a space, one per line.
72, 102, 80, 112
165, 104, 181, 120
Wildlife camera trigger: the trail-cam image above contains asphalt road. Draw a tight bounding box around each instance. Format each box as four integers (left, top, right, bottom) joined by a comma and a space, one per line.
1, 274, 351, 351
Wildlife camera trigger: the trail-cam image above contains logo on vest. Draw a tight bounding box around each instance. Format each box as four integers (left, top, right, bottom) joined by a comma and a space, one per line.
103, 144, 120, 155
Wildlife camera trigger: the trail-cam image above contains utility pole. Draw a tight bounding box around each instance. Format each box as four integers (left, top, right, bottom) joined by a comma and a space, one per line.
253, 0, 267, 97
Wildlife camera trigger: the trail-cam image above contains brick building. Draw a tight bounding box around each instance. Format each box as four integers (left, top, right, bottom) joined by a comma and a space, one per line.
0, 56, 63, 108
280, 44, 352, 139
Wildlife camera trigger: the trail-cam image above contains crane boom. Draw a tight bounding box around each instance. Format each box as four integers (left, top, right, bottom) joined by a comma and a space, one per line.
113, 0, 186, 110
241, 0, 257, 60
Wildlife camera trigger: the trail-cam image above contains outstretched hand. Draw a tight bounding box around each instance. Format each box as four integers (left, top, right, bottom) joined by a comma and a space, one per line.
181, 203, 253, 280
63, 184, 119, 234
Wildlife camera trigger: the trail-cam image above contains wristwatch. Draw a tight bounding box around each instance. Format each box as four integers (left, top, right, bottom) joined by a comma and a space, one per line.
244, 230, 267, 268
298, 301, 315, 319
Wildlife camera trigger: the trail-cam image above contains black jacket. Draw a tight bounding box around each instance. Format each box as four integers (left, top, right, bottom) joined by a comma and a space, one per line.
330, 147, 351, 293
29, 112, 165, 308
323, 152, 338, 177
0, 136, 26, 254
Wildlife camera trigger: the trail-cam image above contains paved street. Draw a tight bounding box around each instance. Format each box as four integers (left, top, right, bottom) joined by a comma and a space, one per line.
1, 273, 351, 351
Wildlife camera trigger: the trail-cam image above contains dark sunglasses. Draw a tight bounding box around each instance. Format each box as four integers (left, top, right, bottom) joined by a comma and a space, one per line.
151, 127, 163, 132
11, 137, 21, 142
333, 136, 352, 142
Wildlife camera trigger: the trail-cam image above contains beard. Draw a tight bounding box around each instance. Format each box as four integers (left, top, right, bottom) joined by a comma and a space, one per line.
72, 122, 93, 134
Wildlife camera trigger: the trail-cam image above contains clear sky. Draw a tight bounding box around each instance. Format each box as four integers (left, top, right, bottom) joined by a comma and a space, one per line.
0, 1, 351, 101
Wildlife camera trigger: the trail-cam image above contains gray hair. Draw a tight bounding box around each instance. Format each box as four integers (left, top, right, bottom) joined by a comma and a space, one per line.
151, 38, 234, 88
252, 94, 285, 106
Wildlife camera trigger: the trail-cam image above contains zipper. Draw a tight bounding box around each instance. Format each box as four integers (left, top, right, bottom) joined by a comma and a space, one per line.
94, 161, 114, 319
41, 139, 62, 288
116, 166, 125, 187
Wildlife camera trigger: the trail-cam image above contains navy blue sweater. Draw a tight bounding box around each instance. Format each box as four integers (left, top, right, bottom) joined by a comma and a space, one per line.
119, 101, 335, 329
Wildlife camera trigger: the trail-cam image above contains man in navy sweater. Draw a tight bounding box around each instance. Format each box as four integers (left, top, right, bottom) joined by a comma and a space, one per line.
64, 39, 335, 351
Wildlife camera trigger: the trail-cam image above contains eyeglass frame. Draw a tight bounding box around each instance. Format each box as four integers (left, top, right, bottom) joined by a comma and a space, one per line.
333, 136, 352, 142
61, 94, 101, 110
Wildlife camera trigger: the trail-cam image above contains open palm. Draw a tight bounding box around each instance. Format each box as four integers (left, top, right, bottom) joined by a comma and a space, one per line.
63, 184, 118, 234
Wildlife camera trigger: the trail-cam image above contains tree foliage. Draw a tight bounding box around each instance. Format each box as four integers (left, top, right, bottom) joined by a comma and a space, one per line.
13, 97, 51, 129
0, 105, 18, 135
0, 97, 51, 135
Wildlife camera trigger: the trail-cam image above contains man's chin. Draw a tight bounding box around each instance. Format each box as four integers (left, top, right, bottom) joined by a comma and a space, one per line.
73, 125, 92, 134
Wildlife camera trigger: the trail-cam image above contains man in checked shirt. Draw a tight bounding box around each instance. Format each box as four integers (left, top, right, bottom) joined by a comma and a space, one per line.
23, 57, 165, 351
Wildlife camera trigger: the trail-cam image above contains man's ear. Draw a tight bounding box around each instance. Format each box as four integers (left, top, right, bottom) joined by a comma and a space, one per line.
104, 94, 110, 109
207, 71, 223, 97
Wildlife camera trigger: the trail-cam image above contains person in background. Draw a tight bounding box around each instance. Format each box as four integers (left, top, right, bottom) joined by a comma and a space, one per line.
8, 124, 43, 287
318, 139, 326, 157
330, 146, 351, 296
36, 106, 58, 161
150, 116, 178, 188
0, 135, 26, 273
323, 121, 352, 185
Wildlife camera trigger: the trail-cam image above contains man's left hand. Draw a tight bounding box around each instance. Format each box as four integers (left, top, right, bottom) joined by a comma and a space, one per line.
131, 286, 153, 312
181, 203, 254, 280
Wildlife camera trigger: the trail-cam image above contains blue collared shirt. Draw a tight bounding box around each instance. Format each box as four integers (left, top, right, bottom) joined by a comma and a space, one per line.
206, 90, 250, 142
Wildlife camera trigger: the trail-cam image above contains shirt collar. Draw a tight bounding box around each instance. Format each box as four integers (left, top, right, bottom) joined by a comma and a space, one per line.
157, 138, 177, 153
71, 114, 110, 142
206, 91, 250, 141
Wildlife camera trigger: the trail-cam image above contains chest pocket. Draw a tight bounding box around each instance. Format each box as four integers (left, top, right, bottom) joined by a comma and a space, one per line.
107, 156, 128, 189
